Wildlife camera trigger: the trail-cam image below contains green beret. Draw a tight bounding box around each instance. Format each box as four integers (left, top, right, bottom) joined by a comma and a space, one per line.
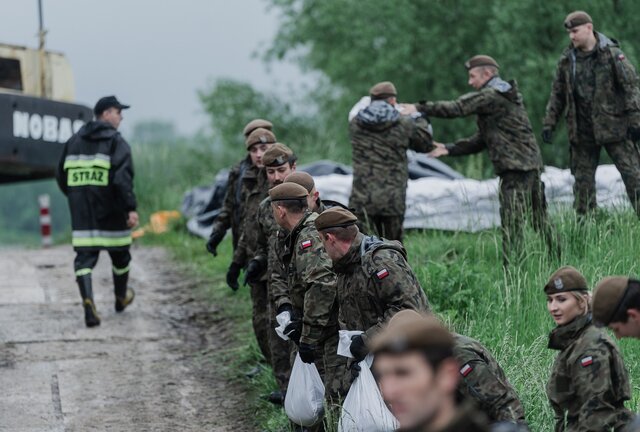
245, 128, 276, 149
268, 182, 308, 202
370, 310, 453, 355
369, 81, 397, 99
564, 11, 592, 29
314, 207, 358, 231
285, 172, 315, 193
465, 55, 500, 70
263, 143, 295, 167
593, 276, 630, 326
544, 266, 589, 295
243, 119, 273, 137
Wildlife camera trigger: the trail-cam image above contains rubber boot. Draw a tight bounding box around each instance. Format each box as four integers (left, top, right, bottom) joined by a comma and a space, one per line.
77, 274, 100, 327
114, 272, 135, 312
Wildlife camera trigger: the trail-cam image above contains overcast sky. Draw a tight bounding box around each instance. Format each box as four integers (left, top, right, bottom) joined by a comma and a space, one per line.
0, 0, 307, 135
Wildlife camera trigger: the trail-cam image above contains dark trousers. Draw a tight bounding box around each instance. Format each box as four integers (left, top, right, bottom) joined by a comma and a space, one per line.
74, 249, 131, 275
249, 280, 272, 366
354, 212, 404, 242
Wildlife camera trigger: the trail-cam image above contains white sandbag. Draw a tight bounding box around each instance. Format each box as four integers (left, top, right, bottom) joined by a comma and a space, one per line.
285, 353, 325, 426
338, 355, 399, 432
275, 310, 292, 341
337, 330, 364, 358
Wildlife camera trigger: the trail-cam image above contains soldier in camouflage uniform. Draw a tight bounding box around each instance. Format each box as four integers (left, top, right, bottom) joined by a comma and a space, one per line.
349, 81, 434, 241
545, 266, 633, 432
269, 183, 349, 405
411, 55, 559, 265
543, 11, 640, 218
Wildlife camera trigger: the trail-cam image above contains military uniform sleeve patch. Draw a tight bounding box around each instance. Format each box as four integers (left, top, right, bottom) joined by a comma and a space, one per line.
460, 363, 473, 377
376, 268, 390, 280
300, 239, 312, 250
619, 53, 626, 61
580, 356, 593, 367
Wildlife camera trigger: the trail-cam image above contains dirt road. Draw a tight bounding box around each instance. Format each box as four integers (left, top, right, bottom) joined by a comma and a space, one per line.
0, 246, 251, 431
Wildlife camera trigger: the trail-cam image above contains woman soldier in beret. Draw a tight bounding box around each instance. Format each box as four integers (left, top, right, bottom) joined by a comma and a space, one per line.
545, 266, 633, 432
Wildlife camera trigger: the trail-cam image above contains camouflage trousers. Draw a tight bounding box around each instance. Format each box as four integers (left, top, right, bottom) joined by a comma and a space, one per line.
500, 170, 560, 265
570, 139, 640, 217
267, 283, 292, 392
354, 211, 404, 242
249, 280, 272, 366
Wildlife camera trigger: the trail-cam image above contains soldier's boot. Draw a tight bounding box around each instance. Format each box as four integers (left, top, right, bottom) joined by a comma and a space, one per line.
113, 271, 135, 312
77, 274, 100, 327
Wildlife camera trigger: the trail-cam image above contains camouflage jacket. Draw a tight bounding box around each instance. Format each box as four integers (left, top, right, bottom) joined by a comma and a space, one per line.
417, 77, 542, 175
273, 212, 339, 346
210, 157, 252, 250
453, 334, 526, 425
418, 401, 491, 432
546, 314, 633, 432
233, 166, 269, 267
332, 233, 429, 343
544, 32, 640, 145
349, 100, 434, 216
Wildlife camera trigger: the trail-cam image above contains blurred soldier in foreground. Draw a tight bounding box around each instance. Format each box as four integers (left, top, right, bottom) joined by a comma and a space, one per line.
593, 276, 640, 339
543, 11, 640, 218
349, 81, 434, 241
56, 96, 137, 327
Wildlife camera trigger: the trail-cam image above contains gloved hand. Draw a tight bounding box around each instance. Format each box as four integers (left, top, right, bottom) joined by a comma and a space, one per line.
277, 304, 293, 315
350, 361, 362, 382
298, 342, 316, 364
283, 320, 302, 345
349, 335, 368, 362
243, 259, 263, 286
206, 230, 225, 256
628, 125, 640, 142
541, 128, 553, 144
226, 262, 242, 291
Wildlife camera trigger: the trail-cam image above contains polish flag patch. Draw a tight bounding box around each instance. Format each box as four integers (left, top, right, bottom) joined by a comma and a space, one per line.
460, 363, 473, 377
619, 53, 626, 61
581, 356, 593, 367
376, 268, 390, 280
300, 239, 312, 250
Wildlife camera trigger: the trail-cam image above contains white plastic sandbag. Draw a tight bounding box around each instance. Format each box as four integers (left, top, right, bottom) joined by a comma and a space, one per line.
275, 310, 292, 341
338, 355, 399, 432
285, 353, 325, 426
337, 329, 364, 358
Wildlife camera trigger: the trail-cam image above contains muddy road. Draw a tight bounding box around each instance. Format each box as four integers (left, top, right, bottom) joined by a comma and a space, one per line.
0, 246, 251, 431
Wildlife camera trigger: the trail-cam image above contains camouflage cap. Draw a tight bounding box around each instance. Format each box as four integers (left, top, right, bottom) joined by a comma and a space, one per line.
465, 55, 500, 70
314, 207, 358, 231
593, 276, 630, 326
564, 11, 593, 29
369, 81, 397, 99
544, 266, 589, 295
269, 182, 308, 202
243, 119, 273, 137
284, 172, 315, 193
262, 143, 295, 167
370, 310, 453, 355
245, 128, 276, 149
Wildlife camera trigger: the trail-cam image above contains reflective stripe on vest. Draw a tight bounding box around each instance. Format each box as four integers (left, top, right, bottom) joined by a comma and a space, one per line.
63, 153, 111, 170
72, 229, 132, 248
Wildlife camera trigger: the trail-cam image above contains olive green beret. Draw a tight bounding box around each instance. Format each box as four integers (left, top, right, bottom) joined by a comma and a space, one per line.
369, 81, 397, 99
243, 119, 273, 137
284, 172, 315, 193
262, 143, 295, 167
269, 182, 308, 202
544, 266, 589, 295
370, 310, 453, 354
464, 55, 500, 70
314, 207, 358, 231
593, 276, 630, 326
245, 128, 276, 149
564, 11, 592, 29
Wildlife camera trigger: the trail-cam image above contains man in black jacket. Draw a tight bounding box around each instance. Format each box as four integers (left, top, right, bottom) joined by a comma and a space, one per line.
56, 96, 137, 327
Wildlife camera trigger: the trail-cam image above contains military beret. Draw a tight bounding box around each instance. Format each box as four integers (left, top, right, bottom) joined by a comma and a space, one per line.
593, 276, 631, 326
314, 207, 358, 231
284, 172, 315, 193
370, 310, 453, 355
245, 128, 276, 149
564, 11, 593, 29
269, 182, 308, 202
243, 119, 273, 137
369, 81, 397, 99
262, 143, 295, 167
544, 266, 589, 295
464, 55, 500, 70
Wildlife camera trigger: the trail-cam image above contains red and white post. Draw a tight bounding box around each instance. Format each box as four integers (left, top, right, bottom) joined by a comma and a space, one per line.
38, 194, 52, 247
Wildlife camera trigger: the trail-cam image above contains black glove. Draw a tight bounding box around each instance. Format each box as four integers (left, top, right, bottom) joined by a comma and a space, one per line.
226, 262, 241, 291
350, 361, 362, 382
243, 259, 263, 286
349, 335, 369, 362
206, 230, 225, 256
283, 320, 302, 345
541, 128, 553, 144
628, 126, 640, 142
276, 304, 293, 315
298, 342, 316, 364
